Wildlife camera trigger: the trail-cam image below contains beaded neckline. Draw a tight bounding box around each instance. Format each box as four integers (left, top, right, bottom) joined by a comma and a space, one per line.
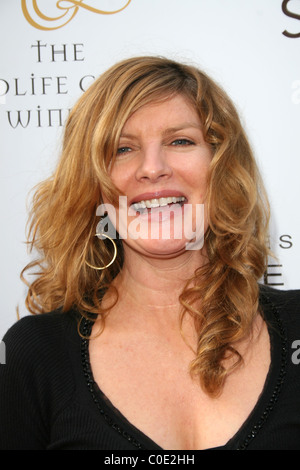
80, 317, 146, 449
236, 291, 288, 449
80, 290, 288, 450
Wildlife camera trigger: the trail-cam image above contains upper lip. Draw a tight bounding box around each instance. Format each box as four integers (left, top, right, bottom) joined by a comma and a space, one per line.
129, 190, 188, 206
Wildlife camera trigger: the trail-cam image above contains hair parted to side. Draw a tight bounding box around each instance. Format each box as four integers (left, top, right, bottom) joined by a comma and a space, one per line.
22, 55, 270, 397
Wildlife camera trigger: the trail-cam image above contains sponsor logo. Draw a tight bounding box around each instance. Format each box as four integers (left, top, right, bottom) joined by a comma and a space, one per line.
282, 0, 300, 38
21, 0, 132, 30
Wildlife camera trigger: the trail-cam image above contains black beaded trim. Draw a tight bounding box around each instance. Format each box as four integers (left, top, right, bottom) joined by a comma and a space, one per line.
80, 317, 145, 449
236, 293, 288, 450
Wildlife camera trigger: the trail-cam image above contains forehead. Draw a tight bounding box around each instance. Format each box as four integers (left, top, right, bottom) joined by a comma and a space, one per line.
121, 94, 201, 134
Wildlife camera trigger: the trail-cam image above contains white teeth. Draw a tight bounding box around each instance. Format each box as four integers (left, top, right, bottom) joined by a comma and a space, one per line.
132, 196, 185, 211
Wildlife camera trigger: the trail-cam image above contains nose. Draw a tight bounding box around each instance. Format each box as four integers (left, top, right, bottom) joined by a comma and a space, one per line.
135, 143, 172, 182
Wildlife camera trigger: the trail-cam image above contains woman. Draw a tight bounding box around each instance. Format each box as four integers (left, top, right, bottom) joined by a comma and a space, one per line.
0, 56, 299, 450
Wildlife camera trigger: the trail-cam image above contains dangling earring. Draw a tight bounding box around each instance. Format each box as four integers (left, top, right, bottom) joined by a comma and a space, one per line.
85, 233, 117, 270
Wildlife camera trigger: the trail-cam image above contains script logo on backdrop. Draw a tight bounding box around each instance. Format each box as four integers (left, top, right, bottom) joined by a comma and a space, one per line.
21, 0, 132, 30
282, 0, 300, 38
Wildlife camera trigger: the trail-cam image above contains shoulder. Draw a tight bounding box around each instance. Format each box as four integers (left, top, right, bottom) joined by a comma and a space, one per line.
0, 310, 82, 448
1, 310, 81, 409
2, 309, 77, 341
2, 309, 79, 368
259, 283, 300, 330
259, 284, 300, 313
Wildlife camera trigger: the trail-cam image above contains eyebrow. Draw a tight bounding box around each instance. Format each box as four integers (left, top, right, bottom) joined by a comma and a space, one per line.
162, 123, 201, 136
119, 123, 201, 139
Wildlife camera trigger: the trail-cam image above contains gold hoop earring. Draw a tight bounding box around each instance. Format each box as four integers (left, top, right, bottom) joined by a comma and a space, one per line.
85, 233, 117, 270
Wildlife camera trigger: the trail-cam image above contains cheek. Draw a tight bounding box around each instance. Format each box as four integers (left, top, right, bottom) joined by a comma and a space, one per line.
184, 164, 210, 200
110, 163, 134, 192
181, 148, 211, 178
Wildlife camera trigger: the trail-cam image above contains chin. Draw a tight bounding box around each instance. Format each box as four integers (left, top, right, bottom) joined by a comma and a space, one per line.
125, 237, 194, 258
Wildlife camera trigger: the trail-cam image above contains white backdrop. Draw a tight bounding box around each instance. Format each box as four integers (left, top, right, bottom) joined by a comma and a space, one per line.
1, 0, 300, 339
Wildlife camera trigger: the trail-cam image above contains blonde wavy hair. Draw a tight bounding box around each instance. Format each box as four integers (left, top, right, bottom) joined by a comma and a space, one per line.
22, 56, 270, 396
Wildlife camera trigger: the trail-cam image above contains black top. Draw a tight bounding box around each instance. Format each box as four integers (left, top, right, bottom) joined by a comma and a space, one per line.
0, 284, 299, 450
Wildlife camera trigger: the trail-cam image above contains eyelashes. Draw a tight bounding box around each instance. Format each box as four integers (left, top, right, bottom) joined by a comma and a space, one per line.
170, 139, 195, 147
116, 138, 196, 156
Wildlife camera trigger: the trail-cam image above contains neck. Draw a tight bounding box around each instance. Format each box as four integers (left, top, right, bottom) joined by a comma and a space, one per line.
99, 246, 206, 348
112, 246, 206, 315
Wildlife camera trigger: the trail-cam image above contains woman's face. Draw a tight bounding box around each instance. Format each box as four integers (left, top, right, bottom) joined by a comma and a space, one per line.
103, 94, 213, 259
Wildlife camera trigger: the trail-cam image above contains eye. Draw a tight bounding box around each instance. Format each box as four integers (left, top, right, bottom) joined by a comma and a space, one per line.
116, 146, 132, 155
171, 139, 195, 146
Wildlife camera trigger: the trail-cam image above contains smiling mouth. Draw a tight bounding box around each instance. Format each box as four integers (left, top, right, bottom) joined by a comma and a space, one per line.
130, 196, 187, 213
